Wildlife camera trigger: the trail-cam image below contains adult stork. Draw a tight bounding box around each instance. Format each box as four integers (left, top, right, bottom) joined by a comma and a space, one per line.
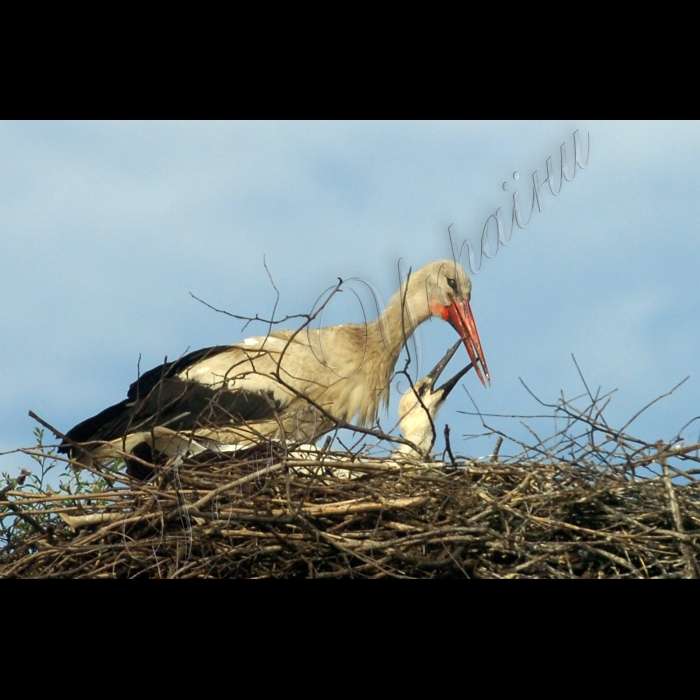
59, 259, 490, 468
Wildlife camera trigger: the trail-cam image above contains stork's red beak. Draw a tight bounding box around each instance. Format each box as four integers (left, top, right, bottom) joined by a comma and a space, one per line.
446, 299, 491, 387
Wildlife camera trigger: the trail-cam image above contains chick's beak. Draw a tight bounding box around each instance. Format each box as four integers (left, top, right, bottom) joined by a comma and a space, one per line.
424, 341, 474, 398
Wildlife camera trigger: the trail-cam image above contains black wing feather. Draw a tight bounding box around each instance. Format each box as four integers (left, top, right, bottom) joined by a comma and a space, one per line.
126, 345, 231, 400
61, 345, 283, 453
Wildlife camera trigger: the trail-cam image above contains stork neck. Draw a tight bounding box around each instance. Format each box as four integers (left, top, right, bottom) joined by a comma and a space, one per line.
373, 276, 429, 358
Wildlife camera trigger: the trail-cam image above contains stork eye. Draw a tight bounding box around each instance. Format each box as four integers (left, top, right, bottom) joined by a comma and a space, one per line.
446, 278, 457, 291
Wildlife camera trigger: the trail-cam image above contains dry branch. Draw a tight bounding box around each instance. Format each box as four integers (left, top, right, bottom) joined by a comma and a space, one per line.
2, 435, 699, 578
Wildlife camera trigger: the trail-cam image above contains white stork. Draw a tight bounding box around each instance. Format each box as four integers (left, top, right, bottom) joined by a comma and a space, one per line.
60, 259, 489, 469
397, 341, 472, 458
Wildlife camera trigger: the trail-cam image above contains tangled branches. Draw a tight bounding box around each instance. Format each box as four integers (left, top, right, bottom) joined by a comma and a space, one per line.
2, 381, 700, 578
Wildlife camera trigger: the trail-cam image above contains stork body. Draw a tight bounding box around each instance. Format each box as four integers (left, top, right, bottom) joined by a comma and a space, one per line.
61, 260, 489, 467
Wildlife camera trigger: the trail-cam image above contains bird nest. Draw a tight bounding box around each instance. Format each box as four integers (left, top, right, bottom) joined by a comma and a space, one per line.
3, 434, 700, 578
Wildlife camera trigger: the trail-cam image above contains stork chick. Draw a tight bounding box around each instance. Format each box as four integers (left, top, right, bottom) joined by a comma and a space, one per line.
398, 341, 472, 458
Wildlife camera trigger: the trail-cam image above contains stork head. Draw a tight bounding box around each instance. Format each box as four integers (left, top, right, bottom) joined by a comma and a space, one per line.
414, 259, 490, 387
398, 341, 473, 456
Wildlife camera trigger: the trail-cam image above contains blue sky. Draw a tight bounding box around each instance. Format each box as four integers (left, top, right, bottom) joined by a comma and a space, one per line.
1, 120, 698, 473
